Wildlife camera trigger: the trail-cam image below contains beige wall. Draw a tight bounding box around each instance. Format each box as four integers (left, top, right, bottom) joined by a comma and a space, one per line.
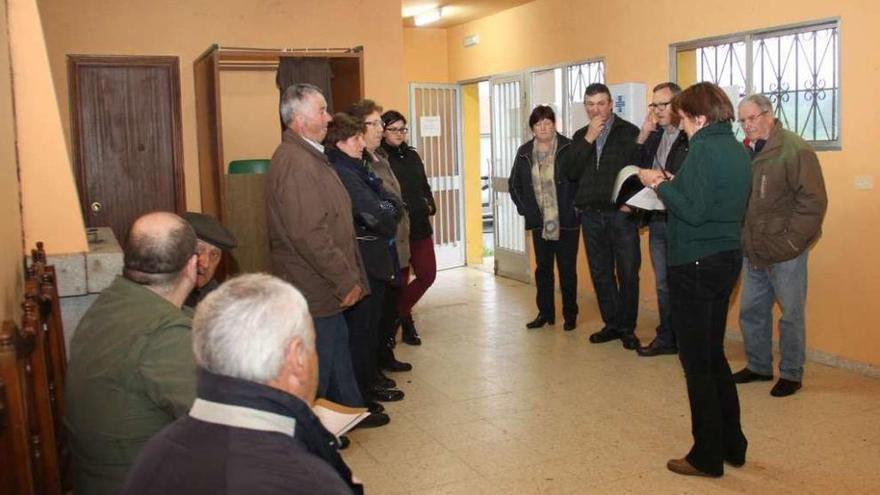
37, 0, 407, 212
0, 0, 24, 322
444, 0, 880, 367
404, 27, 449, 85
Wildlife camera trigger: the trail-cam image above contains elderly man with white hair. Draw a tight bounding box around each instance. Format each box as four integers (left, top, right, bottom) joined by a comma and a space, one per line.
119, 274, 361, 495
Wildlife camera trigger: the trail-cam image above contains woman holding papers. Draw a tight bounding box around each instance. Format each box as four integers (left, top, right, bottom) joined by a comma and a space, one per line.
508, 105, 579, 331
637, 82, 751, 478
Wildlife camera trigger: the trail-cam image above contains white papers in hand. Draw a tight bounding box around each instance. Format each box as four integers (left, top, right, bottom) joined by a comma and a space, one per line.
312, 398, 370, 438
626, 187, 666, 211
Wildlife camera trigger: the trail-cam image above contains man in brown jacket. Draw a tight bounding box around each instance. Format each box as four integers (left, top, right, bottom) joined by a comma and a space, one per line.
267, 84, 384, 426
733, 94, 828, 398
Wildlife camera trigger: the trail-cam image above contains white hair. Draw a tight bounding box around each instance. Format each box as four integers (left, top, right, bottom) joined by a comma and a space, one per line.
740, 93, 774, 113
280, 83, 323, 127
192, 273, 314, 383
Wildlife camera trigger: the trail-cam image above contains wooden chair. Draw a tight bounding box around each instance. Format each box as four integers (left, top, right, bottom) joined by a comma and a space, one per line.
0, 242, 68, 495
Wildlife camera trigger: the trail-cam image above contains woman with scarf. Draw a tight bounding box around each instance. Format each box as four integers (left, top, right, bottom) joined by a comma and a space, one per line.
508, 105, 579, 331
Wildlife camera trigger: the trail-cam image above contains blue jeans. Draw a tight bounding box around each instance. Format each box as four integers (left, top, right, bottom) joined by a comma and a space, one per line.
314, 314, 363, 407
581, 209, 641, 333
648, 217, 674, 346
739, 251, 809, 381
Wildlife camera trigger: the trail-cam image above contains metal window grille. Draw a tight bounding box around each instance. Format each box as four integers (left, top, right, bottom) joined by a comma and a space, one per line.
674, 20, 840, 149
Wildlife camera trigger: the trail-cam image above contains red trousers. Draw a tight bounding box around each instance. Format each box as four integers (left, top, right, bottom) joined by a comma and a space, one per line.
397, 236, 437, 318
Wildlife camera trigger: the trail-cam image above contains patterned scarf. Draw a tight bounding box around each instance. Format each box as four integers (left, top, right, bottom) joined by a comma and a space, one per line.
531, 136, 559, 240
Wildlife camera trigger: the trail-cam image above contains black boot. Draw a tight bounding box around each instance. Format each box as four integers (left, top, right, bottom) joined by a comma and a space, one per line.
401, 316, 422, 346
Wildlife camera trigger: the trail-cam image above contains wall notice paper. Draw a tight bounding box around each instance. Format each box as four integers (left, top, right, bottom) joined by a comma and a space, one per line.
420, 115, 442, 137
312, 398, 370, 438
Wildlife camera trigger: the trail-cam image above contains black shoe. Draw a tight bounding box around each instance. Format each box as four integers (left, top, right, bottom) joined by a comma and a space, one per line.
589, 327, 621, 344
526, 314, 554, 329
338, 435, 351, 450
620, 333, 640, 350
637, 339, 678, 357
370, 387, 405, 402
355, 412, 390, 429
563, 318, 577, 331
401, 317, 422, 346
382, 357, 413, 372
770, 378, 802, 397
366, 400, 385, 414
374, 372, 396, 389
732, 368, 773, 384
385, 335, 398, 350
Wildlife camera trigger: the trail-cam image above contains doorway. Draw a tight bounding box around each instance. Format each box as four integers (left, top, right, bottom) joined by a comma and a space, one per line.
68, 55, 185, 245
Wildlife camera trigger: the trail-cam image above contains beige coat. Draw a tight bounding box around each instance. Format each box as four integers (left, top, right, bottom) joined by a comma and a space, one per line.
267, 130, 368, 317
371, 149, 411, 268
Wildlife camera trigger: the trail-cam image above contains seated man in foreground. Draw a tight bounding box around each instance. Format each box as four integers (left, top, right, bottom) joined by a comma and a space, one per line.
64, 212, 200, 495
120, 274, 361, 495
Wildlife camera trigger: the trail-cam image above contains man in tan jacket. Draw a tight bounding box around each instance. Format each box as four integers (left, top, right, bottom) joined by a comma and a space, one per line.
734, 94, 828, 398
267, 84, 386, 427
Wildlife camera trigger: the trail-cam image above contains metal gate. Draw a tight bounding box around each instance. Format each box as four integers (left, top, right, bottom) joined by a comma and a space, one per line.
489, 75, 530, 282
408, 83, 466, 270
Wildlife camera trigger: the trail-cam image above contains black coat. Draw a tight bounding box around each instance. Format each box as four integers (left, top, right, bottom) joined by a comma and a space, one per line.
508, 134, 579, 230
562, 115, 640, 208
327, 148, 403, 282
119, 370, 359, 495
380, 141, 436, 240
637, 127, 689, 174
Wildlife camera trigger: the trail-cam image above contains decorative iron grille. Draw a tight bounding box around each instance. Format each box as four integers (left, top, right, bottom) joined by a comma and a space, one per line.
677, 21, 840, 148
567, 60, 605, 103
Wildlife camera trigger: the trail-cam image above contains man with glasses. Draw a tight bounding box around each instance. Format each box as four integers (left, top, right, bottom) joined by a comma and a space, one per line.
734, 94, 828, 397
635, 82, 690, 357
183, 212, 237, 308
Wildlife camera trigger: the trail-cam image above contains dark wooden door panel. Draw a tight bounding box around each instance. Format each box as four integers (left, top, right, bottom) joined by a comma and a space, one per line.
70, 56, 185, 245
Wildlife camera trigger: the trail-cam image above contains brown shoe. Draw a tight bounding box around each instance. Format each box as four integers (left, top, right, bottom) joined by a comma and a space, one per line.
666, 458, 721, 478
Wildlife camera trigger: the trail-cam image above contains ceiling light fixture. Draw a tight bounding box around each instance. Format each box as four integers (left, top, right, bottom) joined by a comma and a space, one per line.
414, 7, 443, 26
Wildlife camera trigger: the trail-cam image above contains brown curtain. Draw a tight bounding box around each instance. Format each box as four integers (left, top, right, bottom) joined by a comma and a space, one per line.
276, 57, 334, 131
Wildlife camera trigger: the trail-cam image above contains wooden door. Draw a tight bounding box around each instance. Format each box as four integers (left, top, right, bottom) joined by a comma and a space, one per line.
69, 56, 185, 245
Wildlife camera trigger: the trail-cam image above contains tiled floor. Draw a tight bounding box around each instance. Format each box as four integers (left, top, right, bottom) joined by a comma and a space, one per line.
344, 268, 880, 494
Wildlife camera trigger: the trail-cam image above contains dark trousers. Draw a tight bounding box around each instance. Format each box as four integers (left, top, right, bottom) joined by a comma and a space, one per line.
344, 276, 386, 399
581, 209, 641, 333
669, 249, 747, 476
378, 280, 402, 365
398, 236, 436, 318
314, 314, 363, 407
532, 227, 580, 319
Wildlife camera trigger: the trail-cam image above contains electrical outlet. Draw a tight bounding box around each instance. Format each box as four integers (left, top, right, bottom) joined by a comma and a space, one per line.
854, 175, 874, 190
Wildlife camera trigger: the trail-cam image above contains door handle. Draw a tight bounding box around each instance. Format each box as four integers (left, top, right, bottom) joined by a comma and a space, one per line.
90, 201, 103, 213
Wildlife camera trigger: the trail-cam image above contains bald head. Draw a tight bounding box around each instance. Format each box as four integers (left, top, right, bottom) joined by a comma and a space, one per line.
124, 212, 197, 290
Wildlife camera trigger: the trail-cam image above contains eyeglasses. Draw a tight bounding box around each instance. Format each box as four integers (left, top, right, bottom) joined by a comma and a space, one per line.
648, 101, 672, 110
365, 120, 383, 128
738, 110, 769, 125
385, 126, 408, 134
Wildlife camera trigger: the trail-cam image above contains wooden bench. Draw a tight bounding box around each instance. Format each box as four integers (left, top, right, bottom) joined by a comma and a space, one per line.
0, 242, 69, 495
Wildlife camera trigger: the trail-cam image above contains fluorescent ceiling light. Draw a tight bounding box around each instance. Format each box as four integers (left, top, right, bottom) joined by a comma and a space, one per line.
414, 7, 443, 26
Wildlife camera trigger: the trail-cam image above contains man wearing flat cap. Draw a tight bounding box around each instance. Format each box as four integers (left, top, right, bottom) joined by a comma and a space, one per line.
184, 212, 237, 308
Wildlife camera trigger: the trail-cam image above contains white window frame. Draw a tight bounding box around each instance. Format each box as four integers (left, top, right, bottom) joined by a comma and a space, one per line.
670, 18, 841, 151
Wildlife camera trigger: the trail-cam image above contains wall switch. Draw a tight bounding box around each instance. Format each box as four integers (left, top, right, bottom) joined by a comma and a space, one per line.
854, 175, 874, 190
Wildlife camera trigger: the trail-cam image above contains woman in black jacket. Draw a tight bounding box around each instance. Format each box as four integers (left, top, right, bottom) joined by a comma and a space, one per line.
509, 105, 579, 330
380, 110, 437, 345
325, 113, 406, 408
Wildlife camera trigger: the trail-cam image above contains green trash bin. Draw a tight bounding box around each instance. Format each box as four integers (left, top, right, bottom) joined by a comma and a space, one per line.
228, 159, 270, 174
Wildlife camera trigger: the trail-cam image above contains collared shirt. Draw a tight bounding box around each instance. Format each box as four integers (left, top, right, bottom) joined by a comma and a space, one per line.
653, 126, 681, 170
303, 136, 325, 153
596, 113, 616, 163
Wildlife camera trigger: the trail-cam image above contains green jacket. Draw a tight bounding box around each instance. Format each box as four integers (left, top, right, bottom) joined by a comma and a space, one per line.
657, 122, 752, 265
64, 276, 197, 495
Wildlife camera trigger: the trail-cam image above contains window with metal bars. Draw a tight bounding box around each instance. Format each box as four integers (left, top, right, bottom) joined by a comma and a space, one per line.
673, 20, 840, 150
